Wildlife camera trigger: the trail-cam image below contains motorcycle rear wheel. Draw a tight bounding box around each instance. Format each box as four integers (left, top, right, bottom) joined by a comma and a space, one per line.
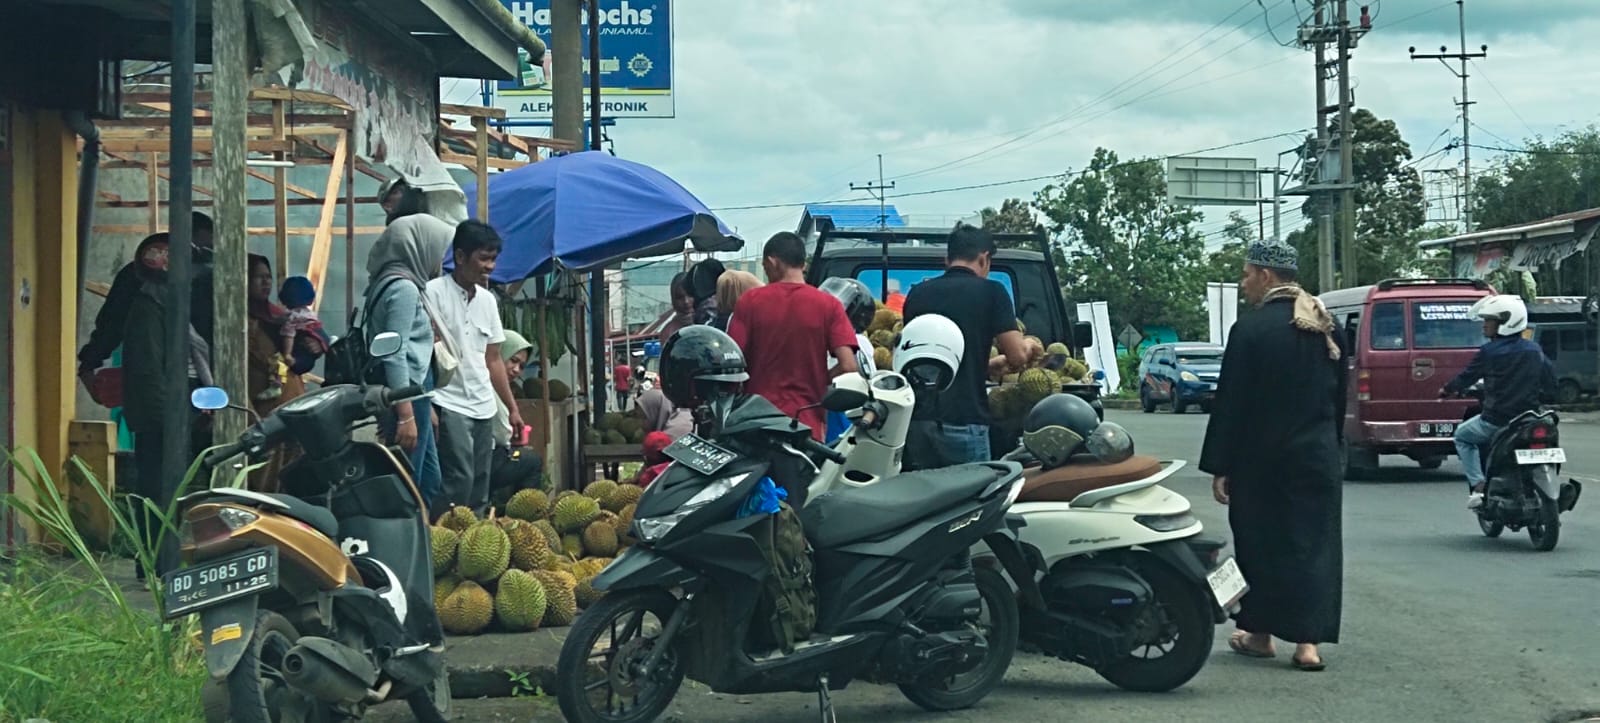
899, 566, 1019, 712
1528, 497, 1561, 551
1096, 557, 1215, 693
203, 610, 336, 723
556, 589, 684, 723
405, 656, 452, 723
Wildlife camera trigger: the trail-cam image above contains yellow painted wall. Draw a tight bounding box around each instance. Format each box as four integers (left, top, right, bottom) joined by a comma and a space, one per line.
8, 107, 80, 543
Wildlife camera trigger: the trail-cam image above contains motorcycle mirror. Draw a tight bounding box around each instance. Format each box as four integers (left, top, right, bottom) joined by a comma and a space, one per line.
369, 331, 404, 358
191, 386, 230, 411
821, 387, 870, 413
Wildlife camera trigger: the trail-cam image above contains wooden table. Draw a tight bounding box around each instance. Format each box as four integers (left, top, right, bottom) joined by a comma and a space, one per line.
582, 444, 641, 484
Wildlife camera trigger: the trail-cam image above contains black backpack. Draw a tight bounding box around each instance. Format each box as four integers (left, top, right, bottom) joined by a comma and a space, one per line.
324, 276, 406, 386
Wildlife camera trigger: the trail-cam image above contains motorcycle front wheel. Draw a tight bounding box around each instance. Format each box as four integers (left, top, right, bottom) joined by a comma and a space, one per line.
1096, 557, 1215, 693
202, 610, 335, 723
556, 589, 684, 723
899, 566, 1019, 712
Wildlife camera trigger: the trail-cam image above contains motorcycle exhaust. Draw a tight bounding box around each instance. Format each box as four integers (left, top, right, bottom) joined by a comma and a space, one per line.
281, 637, 382, 706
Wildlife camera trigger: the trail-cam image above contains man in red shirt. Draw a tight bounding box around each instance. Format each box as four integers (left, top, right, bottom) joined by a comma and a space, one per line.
613, 361, 633, 410
729, 232, 860, 440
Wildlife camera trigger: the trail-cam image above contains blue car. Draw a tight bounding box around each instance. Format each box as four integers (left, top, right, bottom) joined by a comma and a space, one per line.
1138, 342, 1224, 414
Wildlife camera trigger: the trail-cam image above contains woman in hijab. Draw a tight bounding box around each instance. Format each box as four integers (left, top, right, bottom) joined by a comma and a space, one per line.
657, 272, 694, 345
365, 213, 454, 508
635, 385, 694, 440
710, 270, 763, 332
246, 254, 307, 492
489, 330, 544, 508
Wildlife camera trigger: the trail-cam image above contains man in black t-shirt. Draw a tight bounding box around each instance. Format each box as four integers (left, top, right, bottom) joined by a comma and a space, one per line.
902, 224, 1028, 470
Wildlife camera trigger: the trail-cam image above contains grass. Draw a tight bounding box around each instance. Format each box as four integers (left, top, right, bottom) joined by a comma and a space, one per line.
0, 448, 207, 722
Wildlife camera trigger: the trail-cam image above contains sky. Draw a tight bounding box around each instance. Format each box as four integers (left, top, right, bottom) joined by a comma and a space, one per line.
442, 0, 1600, 258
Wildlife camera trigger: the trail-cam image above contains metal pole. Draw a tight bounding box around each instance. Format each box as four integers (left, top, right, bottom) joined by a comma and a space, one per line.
1313, 0, 1335, 292
1458, 0, 1473, 232
160, 0, 197, 576
587, 1, 608, 415
550, 0, 584, 145
1272, 165, 1283, 240
1337, 0, 1358, 286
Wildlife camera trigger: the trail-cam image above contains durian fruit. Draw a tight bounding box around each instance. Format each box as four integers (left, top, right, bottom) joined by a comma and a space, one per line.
616, 418, 642, 440
531, 519, 563, 553
582, 428, 603, 445
604, 484, 642, 512
891, 321, 904, 335
988, 386, 1018, 421
869, 308, 898, 333
1046, 342, 1070, 358
618, 503, 638, 544
551, 494, 601, 533
439, 505, 477, 532
430, 526, 459, 575
600, 412, 626, 431
530, 570, 578, 627
433, 575, 461, 612
628, 429, 646, 444
575, 576, 604, 609
456, 519, 512, 583
1018, 368, 1057, 406
561, 533, 584, 559
501, 519, 551, 572
505, 489, 550, 522
546, 379, 572, 402
584, 479, 619, 502
551, 489, 580, 507
573, 557, 610, 579
873, 345, 893, 370
1024, 336, 1046, 365
868, 329, 894, 349
439, 580, 494, 635
603, 430, 627, 445
494, 569, 548, 632
582, 519, 619, 558
1062, 358, 1089, 380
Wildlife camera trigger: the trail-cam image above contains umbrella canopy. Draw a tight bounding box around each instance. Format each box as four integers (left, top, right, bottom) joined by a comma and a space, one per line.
464, 151, 741, 283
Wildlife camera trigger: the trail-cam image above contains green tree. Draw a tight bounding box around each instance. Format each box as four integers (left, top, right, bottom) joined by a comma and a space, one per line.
1034, 147, 1208, 338
1285, 108, 1429, 291
978, 197, 1046, 250
1203, 211, 1255, 284
1472, 127, 1600, 230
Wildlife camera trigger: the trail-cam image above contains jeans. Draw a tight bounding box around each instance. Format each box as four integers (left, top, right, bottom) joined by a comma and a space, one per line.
905, 421, 991, 471
382, 398, 442, 509
1454, 414, 1503, 489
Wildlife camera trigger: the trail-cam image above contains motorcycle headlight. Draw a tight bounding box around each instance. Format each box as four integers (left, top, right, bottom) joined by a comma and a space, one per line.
1135, 512, 1198, 532
635, 472, 751, 543
1180, 371, 1199, 382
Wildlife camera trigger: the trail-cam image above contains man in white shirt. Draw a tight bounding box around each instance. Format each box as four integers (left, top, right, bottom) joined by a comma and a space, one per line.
426, 220, 523, 514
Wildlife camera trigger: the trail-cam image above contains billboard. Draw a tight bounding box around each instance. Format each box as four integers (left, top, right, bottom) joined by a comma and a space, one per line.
1166, 156, 1260, 207
496, 1, 674, 119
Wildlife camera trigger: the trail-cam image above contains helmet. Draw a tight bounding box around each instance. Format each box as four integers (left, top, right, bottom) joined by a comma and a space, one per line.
1470, 294, 1528, 336
661, 326, 749, 408
1021, 393, 1101, 469
894, 314, 965, 392
818, 277, 876, 333
1083, 421, 1135, 464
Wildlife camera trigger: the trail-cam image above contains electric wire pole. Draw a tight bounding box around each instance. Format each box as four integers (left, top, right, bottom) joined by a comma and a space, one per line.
850, 155, 896, 229
1290, 0, 1368, 290
1410, 0, 1486, 232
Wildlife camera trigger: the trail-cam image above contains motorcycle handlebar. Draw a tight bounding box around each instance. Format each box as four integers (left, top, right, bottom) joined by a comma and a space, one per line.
801, 436, 848, 465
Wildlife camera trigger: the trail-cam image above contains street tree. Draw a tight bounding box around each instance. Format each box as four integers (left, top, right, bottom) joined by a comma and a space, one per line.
1473, 127, 1600, 230
1034, 147, 1208, 339
1285, 108, 1430, 291
1203, 211, 1255, 284
978, 198, 1045, 250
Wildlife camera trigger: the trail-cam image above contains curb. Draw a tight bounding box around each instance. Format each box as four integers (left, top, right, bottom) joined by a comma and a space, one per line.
444, 630, 566, 699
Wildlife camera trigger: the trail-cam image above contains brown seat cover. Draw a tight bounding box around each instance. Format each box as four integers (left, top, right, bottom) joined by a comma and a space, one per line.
1017, 454, 1164, 504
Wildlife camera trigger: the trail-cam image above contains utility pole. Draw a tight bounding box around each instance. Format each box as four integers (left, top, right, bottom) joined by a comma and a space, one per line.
550, 0, 584, 145
1336, 0, 1357, 286
211, 0, 249, 448
851, 155, 897, 303
1410, 0, 1486, 233
161, 0, 197, 576
1288, 1, 1368, 290
586, 0, 608, 416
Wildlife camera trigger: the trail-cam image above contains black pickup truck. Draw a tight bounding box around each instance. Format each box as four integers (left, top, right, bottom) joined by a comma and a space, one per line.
803, 226, 1101, 453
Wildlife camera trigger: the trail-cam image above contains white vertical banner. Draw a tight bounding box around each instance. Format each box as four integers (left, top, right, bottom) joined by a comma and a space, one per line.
1207, 282, 1240, 346
1076, 301, 1120, 393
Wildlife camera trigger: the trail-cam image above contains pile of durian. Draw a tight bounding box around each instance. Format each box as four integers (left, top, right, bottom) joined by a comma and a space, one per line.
987, 337, 1094, 424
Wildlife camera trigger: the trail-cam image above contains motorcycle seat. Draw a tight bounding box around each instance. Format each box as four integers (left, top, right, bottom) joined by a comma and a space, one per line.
801, 463, 1010, 549
1016, 454, 1163, 504
264, 493, 340, 539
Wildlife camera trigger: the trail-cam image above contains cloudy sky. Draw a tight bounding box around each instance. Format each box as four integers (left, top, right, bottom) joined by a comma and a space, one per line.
444, 0, 1600, 257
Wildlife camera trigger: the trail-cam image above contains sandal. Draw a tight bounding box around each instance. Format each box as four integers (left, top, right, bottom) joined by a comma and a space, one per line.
1292, 656, 1326, 672
1228, 632, 1275, 659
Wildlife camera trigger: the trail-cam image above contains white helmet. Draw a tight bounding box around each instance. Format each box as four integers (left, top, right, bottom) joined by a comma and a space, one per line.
1470, 294, 1528, 336
894, 314, 965, 391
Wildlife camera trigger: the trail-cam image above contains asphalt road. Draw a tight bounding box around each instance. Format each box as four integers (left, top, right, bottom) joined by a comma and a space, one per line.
376, 410, 1600, 723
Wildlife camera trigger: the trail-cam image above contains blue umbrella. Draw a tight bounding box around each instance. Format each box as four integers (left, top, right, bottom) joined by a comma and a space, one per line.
463, 151, 742, 282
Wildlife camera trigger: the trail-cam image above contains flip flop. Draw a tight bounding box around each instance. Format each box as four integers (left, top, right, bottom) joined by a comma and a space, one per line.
1228, 634, 1275, 659
1292, 656, 1327, 672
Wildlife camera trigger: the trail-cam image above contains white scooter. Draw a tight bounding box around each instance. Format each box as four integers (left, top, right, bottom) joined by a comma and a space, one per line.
805, 340, 1241, 693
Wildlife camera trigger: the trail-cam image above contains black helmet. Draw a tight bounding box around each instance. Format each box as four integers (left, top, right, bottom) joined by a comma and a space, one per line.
1021, 393, 1101, 469
1084, 421, 1135, 464
819, 277, 876, 334
661, 325, 750, 408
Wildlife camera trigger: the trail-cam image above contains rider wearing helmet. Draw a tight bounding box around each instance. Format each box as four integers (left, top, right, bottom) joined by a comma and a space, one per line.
1440, 294, 1556, 510
660, 325, 750, 412
1020, 393, 1102, 469
820, 278, 879, 443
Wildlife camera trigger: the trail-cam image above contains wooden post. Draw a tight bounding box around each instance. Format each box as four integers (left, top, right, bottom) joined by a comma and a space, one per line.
305, 131, 348, 309
211, 0, 251, 445
272, 99, 289, 287
473, 115, 490, 221
345, 133, 357, 323
146, 152, 160, 232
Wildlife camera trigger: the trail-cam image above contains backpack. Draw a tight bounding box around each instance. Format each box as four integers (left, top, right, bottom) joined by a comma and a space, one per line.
749, 502, 817, 652
324, 276, 405, 386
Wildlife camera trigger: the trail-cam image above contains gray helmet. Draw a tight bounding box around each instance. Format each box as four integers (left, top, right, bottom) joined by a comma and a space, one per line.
1021, 393, 1100, 469
1084, 421, 1135, 464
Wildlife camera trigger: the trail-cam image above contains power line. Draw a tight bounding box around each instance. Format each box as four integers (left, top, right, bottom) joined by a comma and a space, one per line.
1469, 143, 1600, 156
1473, 64, 1538, 138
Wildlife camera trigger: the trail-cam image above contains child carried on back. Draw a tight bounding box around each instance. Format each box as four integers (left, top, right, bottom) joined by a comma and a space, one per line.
259, 276, 330, 400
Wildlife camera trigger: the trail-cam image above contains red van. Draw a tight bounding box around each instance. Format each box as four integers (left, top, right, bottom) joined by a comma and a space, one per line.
1319, 279, 1494, 478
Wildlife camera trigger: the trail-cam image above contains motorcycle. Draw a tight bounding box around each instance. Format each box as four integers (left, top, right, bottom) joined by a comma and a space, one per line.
163, 332, 450, 722
811, 373, 1238, 692
554, 391, 1042, 723
1456, 382, 1582, 551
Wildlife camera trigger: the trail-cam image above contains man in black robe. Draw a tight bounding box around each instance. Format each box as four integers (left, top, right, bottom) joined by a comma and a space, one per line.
1201, 241, 1344, 671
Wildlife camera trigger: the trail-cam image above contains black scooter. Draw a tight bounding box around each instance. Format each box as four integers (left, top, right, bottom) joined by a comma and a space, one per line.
1458, 382, 1582, 550
554, 392, 1042, 723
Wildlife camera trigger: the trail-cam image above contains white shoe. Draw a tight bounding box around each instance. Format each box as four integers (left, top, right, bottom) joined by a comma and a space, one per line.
1467, 492, 1485, 510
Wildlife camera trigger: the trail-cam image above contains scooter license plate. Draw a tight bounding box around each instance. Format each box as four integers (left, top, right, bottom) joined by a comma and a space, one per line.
1515, 448, 1566, 465
162, 547, 279, 620
1206, 556, 1249, 609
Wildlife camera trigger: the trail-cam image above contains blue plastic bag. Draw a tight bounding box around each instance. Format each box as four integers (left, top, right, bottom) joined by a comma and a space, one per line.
825, 410, 851, 445
737, 476, 789, 518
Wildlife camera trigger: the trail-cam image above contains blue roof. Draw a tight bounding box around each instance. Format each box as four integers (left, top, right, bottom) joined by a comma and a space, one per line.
804, 203, 905, 228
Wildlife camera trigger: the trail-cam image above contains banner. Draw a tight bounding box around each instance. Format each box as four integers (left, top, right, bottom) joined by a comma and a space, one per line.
1076, 302, 1120, 393
1207, 282, 1240, 346
496, 0, 675, 119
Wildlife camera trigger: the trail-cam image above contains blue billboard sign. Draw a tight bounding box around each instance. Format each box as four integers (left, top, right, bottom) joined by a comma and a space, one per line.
495, 0, 674, 119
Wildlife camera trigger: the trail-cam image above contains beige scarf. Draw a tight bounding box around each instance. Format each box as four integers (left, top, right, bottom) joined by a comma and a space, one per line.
1261, 284, 1341, 361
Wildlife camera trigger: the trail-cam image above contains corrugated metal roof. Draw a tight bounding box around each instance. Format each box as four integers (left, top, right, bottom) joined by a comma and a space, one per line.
804, 203, 905, 228
1419, 207, 1600, 248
